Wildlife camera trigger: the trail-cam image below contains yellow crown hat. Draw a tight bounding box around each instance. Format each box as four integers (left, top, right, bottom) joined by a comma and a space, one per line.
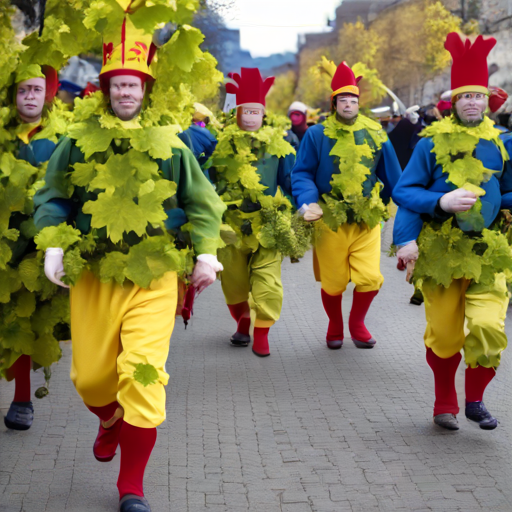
99, 0, 156, 94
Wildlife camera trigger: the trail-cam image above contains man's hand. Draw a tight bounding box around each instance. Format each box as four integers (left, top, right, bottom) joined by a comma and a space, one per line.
190, 260, 217, 295
303, 203, 323, 222
44, 248, 69, 288
439, 188, 477, 213
397, 242, 418, 283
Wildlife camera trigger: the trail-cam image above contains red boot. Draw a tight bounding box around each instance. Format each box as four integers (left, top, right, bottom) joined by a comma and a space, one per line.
88, 402, 124, 462
228, 302, 251, 347
321, 289, 343, 349
349, 290, 378, 348
252, 327, 270, 357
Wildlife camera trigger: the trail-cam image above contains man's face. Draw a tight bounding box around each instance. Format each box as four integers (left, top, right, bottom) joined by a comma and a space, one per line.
237, 106, 264, 132
16, 77, 46, 123
336, 94, 359, 120
455, 92, 488, 123
110, 75, 145, 121
289, 111, 306, 127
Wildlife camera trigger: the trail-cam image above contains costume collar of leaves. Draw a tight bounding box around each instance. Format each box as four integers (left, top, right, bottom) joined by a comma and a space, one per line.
66, 92, 186, 161
320, 114, 388, 230
422, 115, 508, 230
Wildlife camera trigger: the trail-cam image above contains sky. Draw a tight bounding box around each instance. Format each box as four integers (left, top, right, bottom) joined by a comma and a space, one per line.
225, 0, 343, 57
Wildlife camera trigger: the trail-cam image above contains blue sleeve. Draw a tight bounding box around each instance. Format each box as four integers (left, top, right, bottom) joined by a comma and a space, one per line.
377, 140, 402, 201
291, 128, 321, 207
393, 206, 424, 246
500, 134, 512, 209
277, 152, 295, 204
392, 138, 444, 216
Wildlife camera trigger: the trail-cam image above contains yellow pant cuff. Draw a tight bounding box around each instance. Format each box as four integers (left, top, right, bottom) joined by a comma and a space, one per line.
254, 319, 275, 328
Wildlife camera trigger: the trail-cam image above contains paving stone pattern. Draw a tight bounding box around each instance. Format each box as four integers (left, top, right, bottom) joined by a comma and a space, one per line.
1, 222, 512, 511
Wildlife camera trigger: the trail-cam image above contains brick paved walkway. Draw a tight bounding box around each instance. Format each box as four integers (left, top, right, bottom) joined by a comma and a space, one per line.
2, 223, 512, 512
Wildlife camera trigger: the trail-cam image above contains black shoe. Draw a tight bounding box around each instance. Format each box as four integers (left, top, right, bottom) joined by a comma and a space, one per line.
230, 332, 250, 347
119, 494, 151, 512
351, 337, 376, 349
326, 339, 343, 350
433, 413, 459, 430
4, 401, 34, 430
465, 401, 498, 430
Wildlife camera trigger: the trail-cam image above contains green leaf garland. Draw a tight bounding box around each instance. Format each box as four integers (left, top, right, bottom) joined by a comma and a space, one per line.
321, 114, 389, 230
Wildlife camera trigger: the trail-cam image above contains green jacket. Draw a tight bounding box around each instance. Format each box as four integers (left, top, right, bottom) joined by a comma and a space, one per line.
34, 136, 226, 256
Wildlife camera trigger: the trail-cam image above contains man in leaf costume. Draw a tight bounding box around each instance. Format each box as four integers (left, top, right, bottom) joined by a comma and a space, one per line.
1, 65, 69, 431
291, 61, 401, 350
211, 68, 305, 357
393, 33, 512, 431
33, 3, 225, 511
0, 5, 73, 431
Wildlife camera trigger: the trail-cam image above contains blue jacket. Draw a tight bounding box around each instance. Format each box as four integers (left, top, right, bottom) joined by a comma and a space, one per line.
392, 134, 512, 246
178, 125, 218, 167
19, 138, 56, 166
291, 123, 401, 208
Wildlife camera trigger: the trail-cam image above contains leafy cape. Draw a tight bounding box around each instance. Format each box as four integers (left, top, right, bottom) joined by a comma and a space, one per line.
414, 116, 512, 288
0, 5, 79, 375
321, 114, 389, 230
211, 115, 313, 258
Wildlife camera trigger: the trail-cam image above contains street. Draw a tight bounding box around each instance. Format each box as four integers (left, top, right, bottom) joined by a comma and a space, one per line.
2, 224, 512, 512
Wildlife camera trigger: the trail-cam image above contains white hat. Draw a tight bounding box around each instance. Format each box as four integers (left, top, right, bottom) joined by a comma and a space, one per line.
288, 101, 308, 114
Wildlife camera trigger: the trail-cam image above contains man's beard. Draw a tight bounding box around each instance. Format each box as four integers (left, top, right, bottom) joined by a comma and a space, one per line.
454, 110, 484, 127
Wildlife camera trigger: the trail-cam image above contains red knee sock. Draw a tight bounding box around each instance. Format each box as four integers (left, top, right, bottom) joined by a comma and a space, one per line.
321, 289, 343, 341
252, 327, 270, 356
426, 348, 462, 416
349, 290, 378, 342
12, 355, 32, 403
87, 401, 119, 422
465, 366, 496, 403
227, 301, 251, 335
117, 422, 157, 498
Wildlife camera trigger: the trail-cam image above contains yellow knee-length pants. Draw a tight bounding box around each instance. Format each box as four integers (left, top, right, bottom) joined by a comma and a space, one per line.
70, 271, 177, 428
218, 244, 283, 327
422, 273, 509, 368
314, 222, 384, 295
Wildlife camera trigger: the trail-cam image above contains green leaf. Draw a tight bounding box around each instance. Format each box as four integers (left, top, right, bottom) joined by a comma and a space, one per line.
70, 161, 96, 187
99, 251, 128, 285
0, 318, 35, 354
0, 267, 22, 303
83, 193, 149, 244
130, 126, 184, 160
15, 290, 36, 318
30, 333, 62, 369
165, 25, 204, 72
132, 362, 159, 387
35, 224, 82, 251
62, 247, 86, 286
125, 236, 186, 288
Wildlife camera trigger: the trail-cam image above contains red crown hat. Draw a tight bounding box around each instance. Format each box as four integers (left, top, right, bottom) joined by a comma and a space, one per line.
444, 32, 496, 99
41, 66, 59, 103
489, 86, 508, 113
331, 61, 362, 99
225, 68, 275, 109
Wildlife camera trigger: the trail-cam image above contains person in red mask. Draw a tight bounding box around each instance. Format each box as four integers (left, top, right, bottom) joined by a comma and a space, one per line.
288, 101, 309, 144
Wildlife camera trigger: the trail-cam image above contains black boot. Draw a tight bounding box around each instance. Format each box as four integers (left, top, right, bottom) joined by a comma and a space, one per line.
119, 495, 151, 512
4, 401, 34, 430
465, 401, 498, 430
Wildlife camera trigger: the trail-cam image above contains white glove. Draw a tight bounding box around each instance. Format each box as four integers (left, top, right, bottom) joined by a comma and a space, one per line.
439, 188, 477, 213
44, 248, 69, 288
405, 105, 420, 124
196, 254, 223, 273
299, 203, 323, 222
